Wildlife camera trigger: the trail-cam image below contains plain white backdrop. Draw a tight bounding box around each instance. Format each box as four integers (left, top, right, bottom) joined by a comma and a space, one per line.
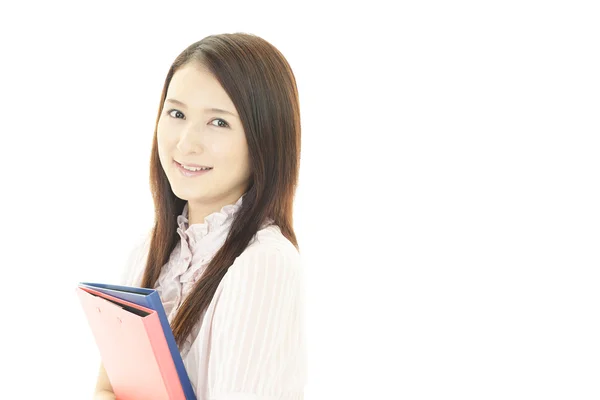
0, 1, 599, 399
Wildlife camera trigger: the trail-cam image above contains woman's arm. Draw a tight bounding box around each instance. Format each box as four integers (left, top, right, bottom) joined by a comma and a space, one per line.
93, 363, 115, 399
207, 245, 306, 398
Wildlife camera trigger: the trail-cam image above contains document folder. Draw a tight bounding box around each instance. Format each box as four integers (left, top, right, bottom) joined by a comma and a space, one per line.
78, 282, 196, 400
76, 286, 187, 400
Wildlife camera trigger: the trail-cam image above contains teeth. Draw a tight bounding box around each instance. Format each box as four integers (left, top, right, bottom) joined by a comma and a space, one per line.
181, 164, 211, 172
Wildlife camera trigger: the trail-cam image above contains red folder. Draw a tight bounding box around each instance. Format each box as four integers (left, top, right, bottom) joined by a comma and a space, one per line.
77, 286, 186, 400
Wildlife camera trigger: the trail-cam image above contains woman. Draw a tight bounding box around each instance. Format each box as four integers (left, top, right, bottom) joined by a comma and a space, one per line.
94, 32, 305, 400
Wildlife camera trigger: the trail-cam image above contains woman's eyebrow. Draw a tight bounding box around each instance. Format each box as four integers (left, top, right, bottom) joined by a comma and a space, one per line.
165, 98, 238, 118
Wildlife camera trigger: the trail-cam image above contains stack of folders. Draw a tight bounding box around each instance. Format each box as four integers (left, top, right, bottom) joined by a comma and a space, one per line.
76, 282, 197, 400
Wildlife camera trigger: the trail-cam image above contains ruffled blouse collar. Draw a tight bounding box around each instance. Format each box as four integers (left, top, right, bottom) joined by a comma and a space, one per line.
169, 193, 274, 286
176, 194, 244, 248
166, 194, 244, 290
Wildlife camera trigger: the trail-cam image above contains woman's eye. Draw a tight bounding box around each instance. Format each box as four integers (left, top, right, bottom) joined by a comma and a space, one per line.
166, 109, 229, 128
167, 109, 185, 119
210, 118, 230, 128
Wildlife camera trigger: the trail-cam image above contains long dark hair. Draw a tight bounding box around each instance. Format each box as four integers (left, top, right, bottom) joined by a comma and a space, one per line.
141, 33, 301, 348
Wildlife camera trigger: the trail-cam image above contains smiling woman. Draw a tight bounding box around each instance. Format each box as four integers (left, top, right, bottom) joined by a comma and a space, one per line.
94, 32, 304, 400
156, 62, 252, 221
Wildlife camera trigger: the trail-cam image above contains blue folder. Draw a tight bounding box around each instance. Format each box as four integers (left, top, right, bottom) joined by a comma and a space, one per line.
79, 282, 197, 400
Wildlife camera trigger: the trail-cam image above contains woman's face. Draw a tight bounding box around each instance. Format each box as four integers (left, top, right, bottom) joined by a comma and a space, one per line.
157, 62, 251, 207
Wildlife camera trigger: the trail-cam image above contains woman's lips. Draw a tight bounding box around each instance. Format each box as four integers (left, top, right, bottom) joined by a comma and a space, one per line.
174, 161, 213, 177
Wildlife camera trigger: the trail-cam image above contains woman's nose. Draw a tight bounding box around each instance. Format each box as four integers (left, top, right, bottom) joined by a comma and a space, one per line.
176, 125, 205, 153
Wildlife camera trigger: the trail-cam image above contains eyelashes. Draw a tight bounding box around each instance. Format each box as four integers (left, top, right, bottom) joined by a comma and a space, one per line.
166, 109, 185, 120
165, 108, 230, 128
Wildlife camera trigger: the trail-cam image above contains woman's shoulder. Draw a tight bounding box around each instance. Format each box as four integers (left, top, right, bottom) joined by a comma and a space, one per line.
119, 229, 152, 287
250, 224, 299, 256
231, 224, 301, 273
218, 224, 302, 294
130, 229, 152, 261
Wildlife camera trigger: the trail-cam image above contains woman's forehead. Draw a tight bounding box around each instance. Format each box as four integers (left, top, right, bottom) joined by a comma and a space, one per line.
167, 64, 236, 114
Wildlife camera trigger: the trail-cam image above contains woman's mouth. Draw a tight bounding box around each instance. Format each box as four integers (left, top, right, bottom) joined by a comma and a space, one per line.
174, 161, 213, 177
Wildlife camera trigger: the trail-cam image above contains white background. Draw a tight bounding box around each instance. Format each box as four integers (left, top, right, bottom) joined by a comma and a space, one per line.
0, 1, 598, 399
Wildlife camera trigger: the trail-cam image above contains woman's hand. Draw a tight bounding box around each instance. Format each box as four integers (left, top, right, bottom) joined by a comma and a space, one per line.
93, 389, 116, 400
